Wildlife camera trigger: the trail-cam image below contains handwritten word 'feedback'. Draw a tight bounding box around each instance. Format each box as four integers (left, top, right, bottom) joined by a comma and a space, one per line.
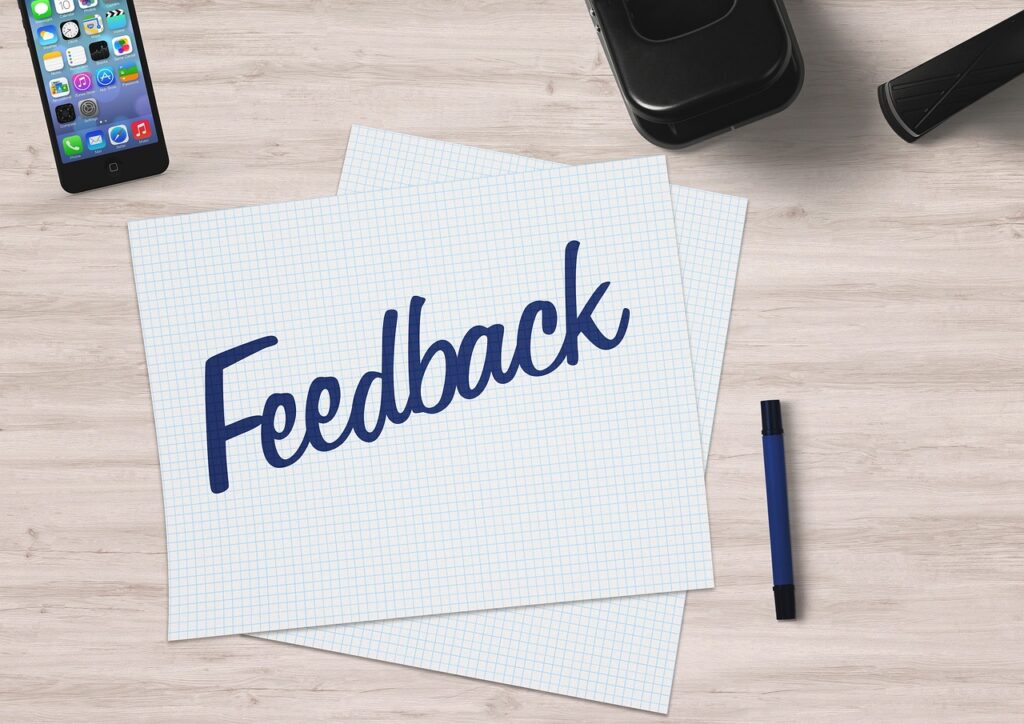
204, 241, 630, 494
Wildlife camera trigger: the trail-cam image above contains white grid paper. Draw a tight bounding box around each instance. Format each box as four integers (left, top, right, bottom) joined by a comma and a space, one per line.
255, 128, 747, 713
130, 156, 714, 640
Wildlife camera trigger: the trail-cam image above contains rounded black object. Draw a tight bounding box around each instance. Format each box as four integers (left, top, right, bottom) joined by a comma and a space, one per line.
773, 583, 796, 620
760, 399, 783, 436
588, 0, 804, 148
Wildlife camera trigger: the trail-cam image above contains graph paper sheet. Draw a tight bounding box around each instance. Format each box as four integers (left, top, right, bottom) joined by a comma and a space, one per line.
256, 128, 747, 713
130, 156, 714, 640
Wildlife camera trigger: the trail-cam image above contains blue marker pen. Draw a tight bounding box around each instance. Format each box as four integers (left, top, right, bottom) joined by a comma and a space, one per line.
761, 400, 796, 620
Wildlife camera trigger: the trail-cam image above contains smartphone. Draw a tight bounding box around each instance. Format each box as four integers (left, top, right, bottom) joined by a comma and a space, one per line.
18, 0, 168, 193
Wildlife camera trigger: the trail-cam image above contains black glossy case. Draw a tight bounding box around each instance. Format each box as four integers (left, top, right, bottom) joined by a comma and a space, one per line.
586, 0, 804, 148
878, 10, 1024, 143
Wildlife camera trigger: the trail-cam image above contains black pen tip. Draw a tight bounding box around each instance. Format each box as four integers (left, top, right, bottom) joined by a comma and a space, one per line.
774, 584, 796, 620
760, 400, 783, 435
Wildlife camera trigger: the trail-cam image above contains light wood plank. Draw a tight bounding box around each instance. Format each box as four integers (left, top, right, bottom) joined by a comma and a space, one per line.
1, 1, 1022, 720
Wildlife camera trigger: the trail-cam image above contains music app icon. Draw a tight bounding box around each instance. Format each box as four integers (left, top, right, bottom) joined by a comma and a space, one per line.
132, 119, 152, 141
72, 71, 92, 92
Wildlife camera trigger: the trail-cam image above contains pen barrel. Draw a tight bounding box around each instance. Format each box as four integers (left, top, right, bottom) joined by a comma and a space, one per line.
761, 434, 794, 586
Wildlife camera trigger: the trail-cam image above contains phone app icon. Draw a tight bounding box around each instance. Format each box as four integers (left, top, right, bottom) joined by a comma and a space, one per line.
60, 19, 79, 40
37, 25, 58, 46
49, 76, 70, 98
43, 50, 65, 72
83, 14, 103, 35
62, 134, 84, 155
112, 35, 133, 56
66, 45, 87, 67
78, 0, 98, 7
106, 8, 126, 30
72, 71, 92, 92
78, 98, 99, 118
86, 129, 106, 151
30, 0, 52, 20
55, 103, 76, 123
132, 119, 152, 140
90, 40, 110, 61
96, 66, 116, 87
118, 63, 139, 82
108, 124, 129, 145
55, 0, 75, 14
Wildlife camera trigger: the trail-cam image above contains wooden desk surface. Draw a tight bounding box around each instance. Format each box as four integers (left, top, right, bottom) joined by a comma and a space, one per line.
2, 1, 1023, 721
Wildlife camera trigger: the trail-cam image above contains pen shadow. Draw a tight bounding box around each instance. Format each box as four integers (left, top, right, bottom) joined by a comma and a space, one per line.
781, 400, 809, 619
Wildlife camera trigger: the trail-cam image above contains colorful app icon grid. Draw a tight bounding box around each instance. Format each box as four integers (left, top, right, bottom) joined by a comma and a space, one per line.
31, 0, 155, 161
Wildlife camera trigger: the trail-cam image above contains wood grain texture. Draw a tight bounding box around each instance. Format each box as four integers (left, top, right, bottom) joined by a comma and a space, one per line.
2, 1, 1023, 721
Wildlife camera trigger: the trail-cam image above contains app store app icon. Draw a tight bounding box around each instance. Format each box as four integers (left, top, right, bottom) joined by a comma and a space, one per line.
96, 67, 116, 87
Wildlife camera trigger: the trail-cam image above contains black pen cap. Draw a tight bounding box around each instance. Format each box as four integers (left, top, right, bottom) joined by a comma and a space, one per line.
774, 584, 796, 620
761, 400, 783, 436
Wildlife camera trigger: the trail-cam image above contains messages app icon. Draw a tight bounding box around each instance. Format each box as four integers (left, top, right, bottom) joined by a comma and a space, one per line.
31, 0, 52, 20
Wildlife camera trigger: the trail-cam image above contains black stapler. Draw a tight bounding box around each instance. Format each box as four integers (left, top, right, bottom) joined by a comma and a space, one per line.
586, 0, 804, 148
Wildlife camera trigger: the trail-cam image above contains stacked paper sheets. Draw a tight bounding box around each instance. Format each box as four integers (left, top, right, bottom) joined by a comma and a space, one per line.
128, 127, 746, 713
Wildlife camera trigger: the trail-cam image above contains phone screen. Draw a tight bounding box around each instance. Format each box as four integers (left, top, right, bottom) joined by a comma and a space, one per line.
24, 0, 158, 164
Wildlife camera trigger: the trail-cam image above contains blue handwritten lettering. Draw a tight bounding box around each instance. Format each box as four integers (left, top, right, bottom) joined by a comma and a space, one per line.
204, 240, 629, 493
